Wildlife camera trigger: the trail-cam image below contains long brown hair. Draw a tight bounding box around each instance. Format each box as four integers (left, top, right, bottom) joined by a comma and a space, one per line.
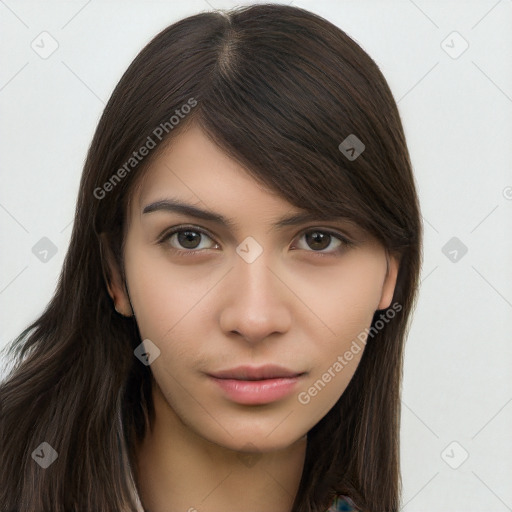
0, 4, 422, 511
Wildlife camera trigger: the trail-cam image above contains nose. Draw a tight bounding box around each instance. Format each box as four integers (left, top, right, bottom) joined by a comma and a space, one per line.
219, 251, 292, 345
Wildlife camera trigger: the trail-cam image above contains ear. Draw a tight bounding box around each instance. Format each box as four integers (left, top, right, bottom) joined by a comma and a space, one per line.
377, 251, 400, 310
99, 233, 133, 317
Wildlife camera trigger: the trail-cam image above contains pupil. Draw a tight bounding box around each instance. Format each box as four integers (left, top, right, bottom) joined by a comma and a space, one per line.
306, 232, 330, 250
178, 231, 200, 249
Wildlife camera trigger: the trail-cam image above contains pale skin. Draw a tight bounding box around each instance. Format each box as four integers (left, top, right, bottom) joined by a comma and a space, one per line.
105, 123, 399, 512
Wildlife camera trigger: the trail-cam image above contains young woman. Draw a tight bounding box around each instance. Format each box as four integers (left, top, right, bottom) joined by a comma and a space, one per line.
0, 4, 422, 511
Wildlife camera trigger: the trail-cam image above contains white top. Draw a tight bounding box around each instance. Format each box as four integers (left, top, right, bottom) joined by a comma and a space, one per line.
117, 407, 145, 512
128, 473, 145, 512
130, 482, 145, 512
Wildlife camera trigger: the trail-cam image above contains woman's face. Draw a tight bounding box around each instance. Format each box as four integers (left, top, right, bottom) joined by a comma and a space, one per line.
111, 123, 399, 453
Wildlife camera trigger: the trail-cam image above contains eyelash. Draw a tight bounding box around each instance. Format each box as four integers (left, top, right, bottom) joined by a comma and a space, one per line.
157, 224, 354, 258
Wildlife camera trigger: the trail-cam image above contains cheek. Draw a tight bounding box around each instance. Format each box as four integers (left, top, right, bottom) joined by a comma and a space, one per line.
300, 249, 386, 342
333, 250, 386, 311
298, 252, 385, 403
124, 245, 217, 385
124, 243, 212, 342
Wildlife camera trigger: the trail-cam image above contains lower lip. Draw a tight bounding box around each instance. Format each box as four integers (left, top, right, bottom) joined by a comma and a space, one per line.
209, 376, 302, 405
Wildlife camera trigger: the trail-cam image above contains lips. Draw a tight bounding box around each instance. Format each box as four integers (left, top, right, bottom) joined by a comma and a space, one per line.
208, 364, 304, 381
207, 365, 307, 404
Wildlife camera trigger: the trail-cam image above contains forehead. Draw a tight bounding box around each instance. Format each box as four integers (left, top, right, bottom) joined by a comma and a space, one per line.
132, 123, 293, 218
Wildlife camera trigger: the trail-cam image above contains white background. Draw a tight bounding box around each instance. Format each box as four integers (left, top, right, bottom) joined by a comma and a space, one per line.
1, 1, 511, 510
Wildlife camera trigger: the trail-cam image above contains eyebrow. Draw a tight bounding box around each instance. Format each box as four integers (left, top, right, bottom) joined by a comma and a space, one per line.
142, 198, 349, 231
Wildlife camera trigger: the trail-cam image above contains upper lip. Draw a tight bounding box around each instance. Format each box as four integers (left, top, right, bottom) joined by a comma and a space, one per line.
208, 365, 304, 380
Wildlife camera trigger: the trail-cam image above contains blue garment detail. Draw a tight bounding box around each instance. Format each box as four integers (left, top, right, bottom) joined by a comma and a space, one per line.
326, 495, 358, 511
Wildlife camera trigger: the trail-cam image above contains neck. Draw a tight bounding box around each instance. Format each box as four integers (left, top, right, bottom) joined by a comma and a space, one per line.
134, 382, 307, 512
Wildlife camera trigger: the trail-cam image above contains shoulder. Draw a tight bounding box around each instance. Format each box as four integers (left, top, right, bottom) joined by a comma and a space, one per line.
326, 495, 359, 512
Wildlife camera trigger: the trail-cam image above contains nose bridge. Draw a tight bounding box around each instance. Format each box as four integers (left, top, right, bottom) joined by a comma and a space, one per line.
233, 243, 282, 309
221, 241, 291, 342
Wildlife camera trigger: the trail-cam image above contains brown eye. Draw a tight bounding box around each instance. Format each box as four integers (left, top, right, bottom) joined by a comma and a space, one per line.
176, 230, 202, 249
304, 231, 332, 251
160, 226, 218, 253
292, 228, 352, 255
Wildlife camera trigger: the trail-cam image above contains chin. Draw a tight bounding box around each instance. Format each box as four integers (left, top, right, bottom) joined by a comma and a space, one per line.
200, 425, 308, 454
